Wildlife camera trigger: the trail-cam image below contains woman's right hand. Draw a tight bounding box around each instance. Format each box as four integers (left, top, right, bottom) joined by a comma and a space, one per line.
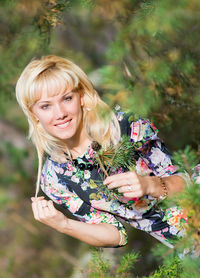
31, 197, 122, 247
31, 197, 68, 233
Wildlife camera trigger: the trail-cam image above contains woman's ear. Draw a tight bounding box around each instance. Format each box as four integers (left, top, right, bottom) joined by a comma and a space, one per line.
31, 111, 39, 123
80, 93, 84, 107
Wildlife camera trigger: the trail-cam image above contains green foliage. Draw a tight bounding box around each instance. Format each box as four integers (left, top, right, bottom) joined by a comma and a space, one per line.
99, 0, 200, 148
180, 256, 200, 278
91, 135, 140, 201
148, 257, 183, 278
180, 180, 200, 207
86, 248, 139, 278
115, 251, 138, 277
88, 249, 111, 278
1, 0, 200, 277
172, 145, 199, 175
96, 135, 137, 170
151, 146, 200, 278
0, 188, 12, 209
4, 142, 30, 178
35, 0, 71, 43
80, 0, 96, 8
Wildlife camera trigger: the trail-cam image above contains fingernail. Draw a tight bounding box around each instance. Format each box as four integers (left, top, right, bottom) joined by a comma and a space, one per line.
31, 197, 34, 201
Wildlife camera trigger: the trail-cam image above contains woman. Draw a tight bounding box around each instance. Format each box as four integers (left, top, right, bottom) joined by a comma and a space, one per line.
16, 55, 187, 248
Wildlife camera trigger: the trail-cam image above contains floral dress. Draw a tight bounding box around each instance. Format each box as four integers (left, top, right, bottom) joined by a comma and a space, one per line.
192, 164, 200, 184
40, 112, 187, 248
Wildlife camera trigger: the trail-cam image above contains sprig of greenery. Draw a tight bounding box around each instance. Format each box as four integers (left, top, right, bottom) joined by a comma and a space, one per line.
95, 135, 138, 171
115, 251, 139, 278
148, 257, 183, 278
88, 249, 110, 278
84, 248, 139, 278
172, 146, 199, 176
91, 136, 138, 201
89, 179, 121, 202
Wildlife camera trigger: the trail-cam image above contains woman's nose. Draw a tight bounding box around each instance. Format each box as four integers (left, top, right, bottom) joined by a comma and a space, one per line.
54, 104, 67, 119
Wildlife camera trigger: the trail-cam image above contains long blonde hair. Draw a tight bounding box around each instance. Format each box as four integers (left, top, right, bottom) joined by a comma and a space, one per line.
16, 55, 121, 196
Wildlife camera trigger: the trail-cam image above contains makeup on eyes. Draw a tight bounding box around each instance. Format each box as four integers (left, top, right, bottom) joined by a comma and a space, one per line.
37, 91, 74, 110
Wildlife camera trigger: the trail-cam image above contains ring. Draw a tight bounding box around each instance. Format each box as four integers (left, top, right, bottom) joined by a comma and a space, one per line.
42, 203, 48, 208
127, 186, 132, 191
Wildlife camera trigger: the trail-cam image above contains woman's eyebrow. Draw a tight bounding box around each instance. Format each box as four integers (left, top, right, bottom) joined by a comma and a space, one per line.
61, 91, 74, 98
37, 100, 51, 104
62, 91, 71, 96
36, 90, 74, 105
63, 90, 74, 95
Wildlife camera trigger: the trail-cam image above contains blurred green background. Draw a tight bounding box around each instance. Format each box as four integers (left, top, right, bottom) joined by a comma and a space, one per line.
0, 0, 200, 277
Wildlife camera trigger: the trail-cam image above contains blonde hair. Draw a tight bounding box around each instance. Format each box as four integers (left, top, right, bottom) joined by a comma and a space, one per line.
16, 55, 121, 196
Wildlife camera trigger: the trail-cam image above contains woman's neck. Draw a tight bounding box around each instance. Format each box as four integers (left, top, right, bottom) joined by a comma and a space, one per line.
65, 128, 92, 159
69, 137, 92, 159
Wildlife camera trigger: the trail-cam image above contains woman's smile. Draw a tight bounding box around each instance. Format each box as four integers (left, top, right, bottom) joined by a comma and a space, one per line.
55, 119, 72, 129
32, 90, 85, 143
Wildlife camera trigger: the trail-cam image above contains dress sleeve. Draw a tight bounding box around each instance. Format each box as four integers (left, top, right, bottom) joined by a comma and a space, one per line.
80, 207, 128, 247
192, 164, 200, 184
118, 114, 177, 177
40, 158, 128, 247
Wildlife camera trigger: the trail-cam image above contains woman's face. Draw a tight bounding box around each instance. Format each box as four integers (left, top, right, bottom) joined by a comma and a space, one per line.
32, 89, 84, 144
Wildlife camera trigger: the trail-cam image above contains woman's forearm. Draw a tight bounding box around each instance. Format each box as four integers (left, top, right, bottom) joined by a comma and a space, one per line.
144, 175, 186, 198
58, 218, 121, 247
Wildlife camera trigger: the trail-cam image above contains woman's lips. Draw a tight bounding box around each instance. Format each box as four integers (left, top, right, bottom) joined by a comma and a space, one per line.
55, 119, 72, 129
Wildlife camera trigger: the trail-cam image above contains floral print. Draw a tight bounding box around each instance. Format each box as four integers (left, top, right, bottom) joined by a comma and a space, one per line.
40, 113, 187, 247
192, 164, 200, 184
163, 207, 188, 236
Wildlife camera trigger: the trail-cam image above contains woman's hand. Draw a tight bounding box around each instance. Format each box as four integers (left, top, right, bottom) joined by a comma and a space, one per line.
31, 197, 121, 247
103, 171, 151, 198
31, 197, 68, 233
104, 171, 186, 199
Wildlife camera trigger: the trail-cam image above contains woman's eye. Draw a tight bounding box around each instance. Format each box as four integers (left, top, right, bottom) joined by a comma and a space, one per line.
64, 96, 72, 102
40, 104, 49, 110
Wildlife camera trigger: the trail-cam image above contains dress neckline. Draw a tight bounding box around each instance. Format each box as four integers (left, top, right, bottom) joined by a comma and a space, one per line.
48, 143, 96, 166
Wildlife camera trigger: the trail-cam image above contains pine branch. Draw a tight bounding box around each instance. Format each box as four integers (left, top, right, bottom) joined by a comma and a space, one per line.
115, 251, 139, 277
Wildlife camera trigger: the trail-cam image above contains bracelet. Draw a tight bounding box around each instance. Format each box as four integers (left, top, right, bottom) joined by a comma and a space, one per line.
118, 230, 126, 246
157, 177, 168, 200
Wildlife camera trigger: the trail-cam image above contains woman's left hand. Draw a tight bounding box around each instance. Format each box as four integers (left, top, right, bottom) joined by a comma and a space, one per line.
103, 171, 150, 198
31, 197, 68, 233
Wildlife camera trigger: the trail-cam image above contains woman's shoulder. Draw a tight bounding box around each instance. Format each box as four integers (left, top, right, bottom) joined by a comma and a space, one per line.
192, 164, 200, 184
42, 155, 67, 175
115, 106, 159, 143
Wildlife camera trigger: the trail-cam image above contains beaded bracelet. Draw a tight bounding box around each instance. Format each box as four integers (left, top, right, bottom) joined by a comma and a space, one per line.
157, 177, 168, 200
118, 230, 126, 246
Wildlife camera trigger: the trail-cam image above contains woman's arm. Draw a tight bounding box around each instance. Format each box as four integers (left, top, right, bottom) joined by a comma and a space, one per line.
31, 197, 121, 247
105, 116, 186, 199
61, 218, 121, 247
104, 171, 185, 199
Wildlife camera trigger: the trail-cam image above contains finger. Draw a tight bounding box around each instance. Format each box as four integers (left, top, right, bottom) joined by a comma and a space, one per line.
119, 182, 142, 192
46, 201, 57, 217
123, 191, 143, 198
107, 176, 141, 189
37, 200, 48, 219
41, 200, 48, 207
104, 173, 129, 184
107, 179, 132, 189
31, 196, 45, 202
43, 206, 50, 217
31, 201, 39, 220
118, 185, 135, 193
47, 200, 56, 213
104, 172, 137, 185
41, 200, 50, 216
